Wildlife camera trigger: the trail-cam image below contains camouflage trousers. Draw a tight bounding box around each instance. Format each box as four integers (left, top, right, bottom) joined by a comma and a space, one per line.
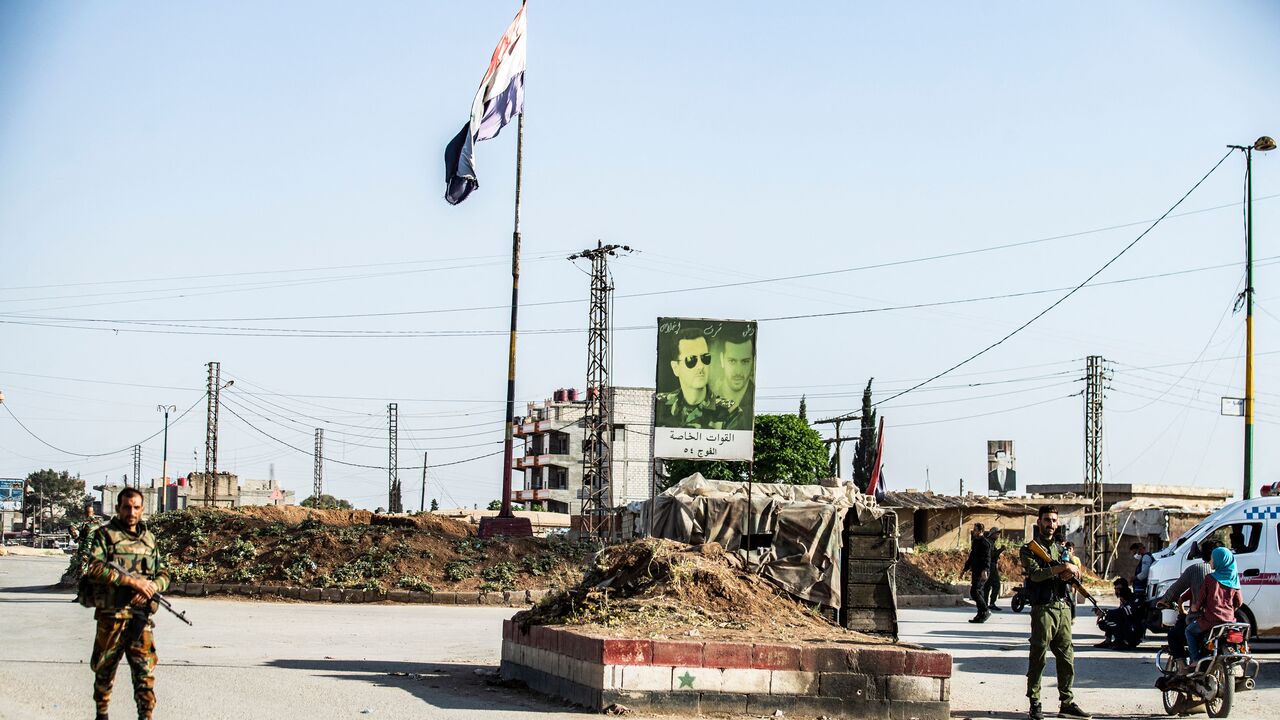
91, 613, 157, 718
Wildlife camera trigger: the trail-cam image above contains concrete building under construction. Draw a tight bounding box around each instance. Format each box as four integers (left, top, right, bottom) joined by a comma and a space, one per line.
512, 387, 654, 516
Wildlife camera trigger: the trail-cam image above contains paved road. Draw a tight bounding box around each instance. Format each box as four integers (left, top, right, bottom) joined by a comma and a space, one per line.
901, 603, 1280, 720
2, 555, 1277, 719
0, 555, 591, 720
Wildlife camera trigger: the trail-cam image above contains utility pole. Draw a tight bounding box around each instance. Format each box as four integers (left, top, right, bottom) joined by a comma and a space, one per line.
1083, 355, 1108, 575
132, 445, 141, 488
569, 241, 633, 538
814, 413, 859, 478
313, 429, 324, 502
1229, 136, 1276, 499
204, 361, 228, 507
420, 452, 428, 513
156, 404, 176, 513
387, 403, 401, 513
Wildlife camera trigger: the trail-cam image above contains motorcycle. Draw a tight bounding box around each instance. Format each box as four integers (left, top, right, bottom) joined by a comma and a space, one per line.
1155, 621, 1258, 717
1009, 583, 1030, 613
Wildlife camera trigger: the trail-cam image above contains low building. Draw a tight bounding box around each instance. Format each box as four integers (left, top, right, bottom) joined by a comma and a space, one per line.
513, 386, 654, 516
185, 471, 238, 507
96, 472, 296, 516
1025, 483, 1233, 580
431, 508, 570, 537
97, 481, 189, 516
239, 477, 296, 506
880, 491, 1092, 551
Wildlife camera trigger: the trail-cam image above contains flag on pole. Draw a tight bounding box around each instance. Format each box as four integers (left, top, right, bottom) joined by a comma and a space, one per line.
866, 417, 887, 501
444, 4, 527, 205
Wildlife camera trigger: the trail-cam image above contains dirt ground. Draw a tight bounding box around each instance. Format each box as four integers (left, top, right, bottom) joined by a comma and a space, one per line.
513, 539, 888, 645
124, 506, 595, 595
904, 546, 1108, 589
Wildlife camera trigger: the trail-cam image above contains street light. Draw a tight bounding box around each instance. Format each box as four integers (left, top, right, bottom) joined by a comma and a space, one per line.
156, 404, 177, 512
1228, 136, 1275, 500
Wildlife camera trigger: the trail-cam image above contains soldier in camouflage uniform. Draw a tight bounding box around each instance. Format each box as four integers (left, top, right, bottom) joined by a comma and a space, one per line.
655, 329, 742, 429
83, 487, 170, 720
60, 505, 102, 587
1020, 505, 1090, 720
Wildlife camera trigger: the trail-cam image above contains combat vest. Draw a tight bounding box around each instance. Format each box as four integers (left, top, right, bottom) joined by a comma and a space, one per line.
81, 518, 164, 612
1022, 534, 1070, 606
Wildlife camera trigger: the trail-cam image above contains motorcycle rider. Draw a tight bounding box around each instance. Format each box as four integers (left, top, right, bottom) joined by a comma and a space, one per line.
1185, 546, 1242, 666
1153, 538, 1223, 670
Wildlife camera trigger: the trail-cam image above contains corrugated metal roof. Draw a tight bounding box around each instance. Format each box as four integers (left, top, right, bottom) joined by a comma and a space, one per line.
879, 491, 1092, 512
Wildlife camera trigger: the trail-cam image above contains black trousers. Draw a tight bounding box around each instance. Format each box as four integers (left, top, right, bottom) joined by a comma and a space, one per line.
970, 573, 989, 614
1167, 615, 1188, 657
986, 573, 1002, 606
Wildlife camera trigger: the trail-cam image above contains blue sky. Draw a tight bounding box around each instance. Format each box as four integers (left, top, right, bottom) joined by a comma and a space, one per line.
2, 1, 1278, 509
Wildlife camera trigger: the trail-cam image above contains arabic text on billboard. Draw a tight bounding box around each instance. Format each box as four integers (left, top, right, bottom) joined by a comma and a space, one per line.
0, 478, 23, 511
653, 317, 757, 461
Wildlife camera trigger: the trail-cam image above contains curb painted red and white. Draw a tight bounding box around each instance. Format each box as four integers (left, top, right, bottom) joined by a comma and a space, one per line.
501, 620, 952, 718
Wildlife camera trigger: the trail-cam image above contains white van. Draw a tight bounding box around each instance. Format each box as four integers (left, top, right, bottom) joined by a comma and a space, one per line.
1146, 496, 1280, 638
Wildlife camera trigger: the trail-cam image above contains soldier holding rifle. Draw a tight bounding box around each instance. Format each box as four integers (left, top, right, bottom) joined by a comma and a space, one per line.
82, 487, 171, 720
1020, 505, 1092, 720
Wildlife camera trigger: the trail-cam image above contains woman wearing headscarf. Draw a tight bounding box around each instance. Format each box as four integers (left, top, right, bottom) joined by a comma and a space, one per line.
1184, 546, 1243, 664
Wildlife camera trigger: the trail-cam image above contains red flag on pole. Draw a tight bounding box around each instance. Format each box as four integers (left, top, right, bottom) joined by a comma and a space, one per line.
865, 417, 886, 498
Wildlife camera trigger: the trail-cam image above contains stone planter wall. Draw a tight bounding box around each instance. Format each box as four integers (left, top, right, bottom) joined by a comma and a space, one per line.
500, 620, 951, 718
165, 582, 549, 606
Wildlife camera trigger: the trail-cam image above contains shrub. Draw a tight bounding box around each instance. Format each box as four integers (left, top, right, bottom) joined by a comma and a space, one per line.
223, 538, 257, 564
396, 576, 434, 593
480, 562, 517, 591
444, 561, 475, 582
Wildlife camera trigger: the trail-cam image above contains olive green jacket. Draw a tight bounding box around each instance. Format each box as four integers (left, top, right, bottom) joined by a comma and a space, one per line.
83, 516, 171, 618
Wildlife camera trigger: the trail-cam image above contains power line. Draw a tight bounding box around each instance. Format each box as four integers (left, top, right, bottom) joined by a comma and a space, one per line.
0, 250, 573, 293
1, 393, 205, 458
868, 149, 1237, 409
888, 393, 1080, 428
217, 399, 507, 471
9, 193, 1274, 326
5, 254, 1270, 339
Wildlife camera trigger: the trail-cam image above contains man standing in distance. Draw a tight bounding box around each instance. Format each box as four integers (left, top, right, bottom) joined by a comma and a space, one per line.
964, 523, 992, 623
83, 488, 170, 720
656, 328, 738, 429
1021, 505, 1090, 720
714, 336, 755, 429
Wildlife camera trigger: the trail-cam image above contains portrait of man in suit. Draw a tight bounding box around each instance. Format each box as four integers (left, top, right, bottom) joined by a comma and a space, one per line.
987, 440, 1016, 495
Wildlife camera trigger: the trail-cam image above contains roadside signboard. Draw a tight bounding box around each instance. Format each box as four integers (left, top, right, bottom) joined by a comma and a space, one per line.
0, 478, 23, 511
653, 317, 757, 461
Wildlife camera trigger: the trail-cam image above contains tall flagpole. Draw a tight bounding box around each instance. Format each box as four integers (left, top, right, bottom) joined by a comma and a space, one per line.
500, 113, 524, 519
481, 112, 532, 538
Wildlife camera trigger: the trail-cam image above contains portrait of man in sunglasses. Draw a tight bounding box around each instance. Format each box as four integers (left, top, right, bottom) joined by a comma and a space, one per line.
655, 327, 741, 430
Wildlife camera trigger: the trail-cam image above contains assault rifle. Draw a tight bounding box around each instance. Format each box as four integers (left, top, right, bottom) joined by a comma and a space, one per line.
107, 560, 193, 626
1025, 540, 1101, 612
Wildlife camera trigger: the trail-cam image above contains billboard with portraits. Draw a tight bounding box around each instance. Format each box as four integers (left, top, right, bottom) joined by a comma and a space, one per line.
653, 317, 757, 461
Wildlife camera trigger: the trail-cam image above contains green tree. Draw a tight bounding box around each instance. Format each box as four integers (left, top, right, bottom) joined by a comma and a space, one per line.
851, 379, 879, 493
22, 469, 89, 530
661, 414, 829, 489
798, 394, 808, 422
487, 500, 502, 511
301, 493, 353, 510
429, 498, 439, 511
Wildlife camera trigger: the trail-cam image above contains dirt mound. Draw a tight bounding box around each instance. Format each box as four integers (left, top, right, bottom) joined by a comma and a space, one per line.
513, 539, 881, 644
370, 512, 472, 538
148, 507, 591, 595
895, 560, 956, 595
235, 505, 373, 527
904, 547, 1107, 589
